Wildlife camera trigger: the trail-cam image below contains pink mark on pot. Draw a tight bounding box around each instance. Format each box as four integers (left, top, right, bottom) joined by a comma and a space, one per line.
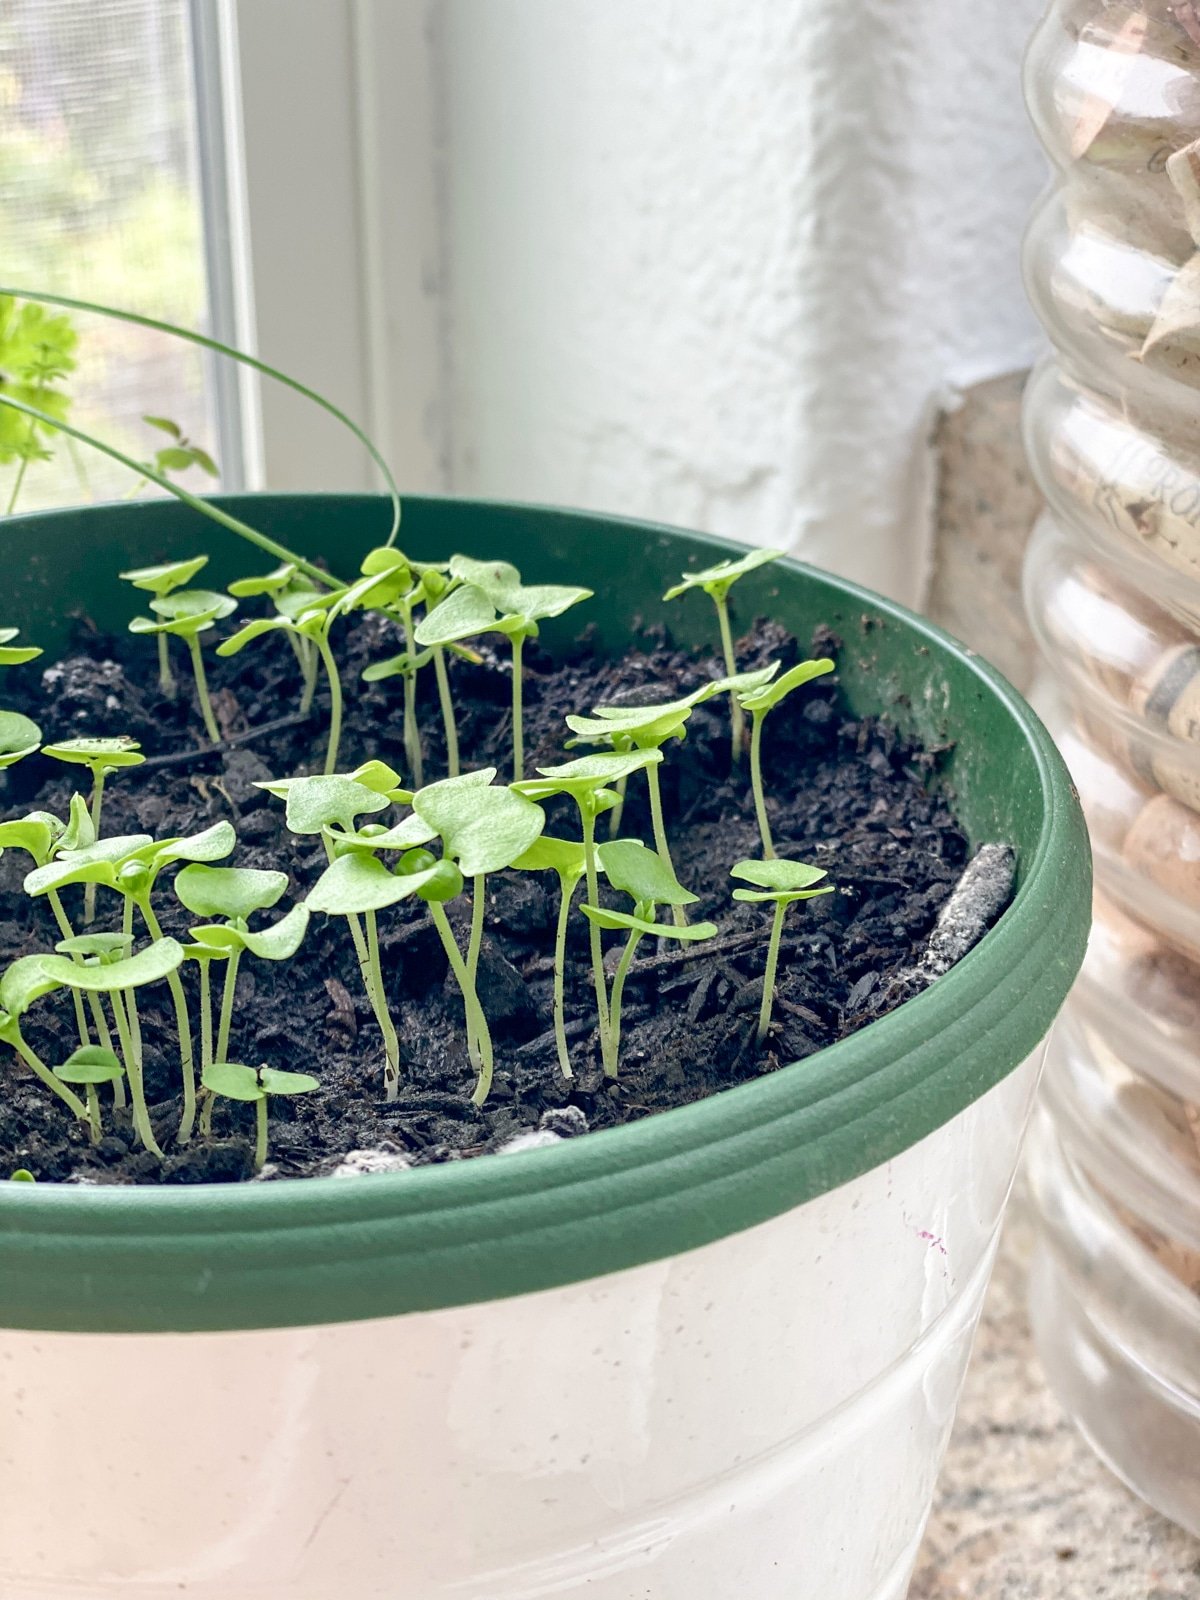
916, 1229, 948, 1257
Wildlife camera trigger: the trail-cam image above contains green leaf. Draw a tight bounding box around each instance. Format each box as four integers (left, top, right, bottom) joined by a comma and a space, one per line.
361, 649, 434, 683
119, 555, 208, 595
730, 857, 833, 904
0, 817, 56, 865
227, 562, 298, 599
510, 835, 587, 881
598, 839, 697, 906
0, 955, 64, 1017
201, 1061, 264, 1102
505, 582, 593, 624
275, 585, 339, 622
662, 547, 782, 603
0, 630, 42, 667
23, 834, 153, 897
306, 851, 439, 916
413, 771, 544, 875
447, 554, 522, 599
259, 1066, 320, 1097
34, 940, 185, 992
567, 700, 692, 748
0, 711, 42, 768
54, 932, 132, 960
153, 821, 238, 871
513, 749, 662, 802
238, 903, 309, 961
699, 662, 781, 699
581, 905, 719, 941
60, 792, 96, 851
175, 863, 288, 921
345, 759, 409, 797
414, 582, 502, 647
141, 415, 183, 440
54, 1046, 124, 1085
282, 775, 391, 835
133, 588, 237, 638
737, 658, 835, 714
325, 813, 437, 852
42, 735, 144, 771
216, 615, 294, 656
444, 556, 592, 626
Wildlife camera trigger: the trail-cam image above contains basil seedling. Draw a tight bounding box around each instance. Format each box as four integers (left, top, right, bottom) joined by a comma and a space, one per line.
129, 588, 237, 744
200, 1061, 319, 1172
228, 562, 334, 715
582, 840, 717, 1076
41, 737, 146, 922
53, 1045, 125, 1146
511, 836, 587, 1081
417, 557, 593, 781
175, 864, 309, 1133
120, 556, 209, 693
515, 750, 661, 1071
736, 658, 835, 857
663, 547, 782, 759
730, 858, 833, 1044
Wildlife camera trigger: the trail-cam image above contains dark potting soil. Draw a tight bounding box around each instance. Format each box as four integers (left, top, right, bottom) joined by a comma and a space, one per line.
0, 606, 1005, 1185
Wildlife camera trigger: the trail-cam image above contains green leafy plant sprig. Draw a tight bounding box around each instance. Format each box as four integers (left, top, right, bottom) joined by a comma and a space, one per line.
53, 1045, 126, 1146
129, 589, 237, 745
174, 864, 309, 1135
663, 547, 782, 760
416, 556, 593, 782
120, 556, 209, 694
227, 563, 334, 716
0, 711, 42, 771
201, 1061, 319, 1172
735, 658, 835, 857
731, 858, 833, 1045
41, 737, 146, 922
0, 293, 77, 516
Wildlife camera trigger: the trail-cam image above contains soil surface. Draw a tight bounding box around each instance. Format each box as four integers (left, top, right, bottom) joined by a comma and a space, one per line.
0, 605, 1003, 1184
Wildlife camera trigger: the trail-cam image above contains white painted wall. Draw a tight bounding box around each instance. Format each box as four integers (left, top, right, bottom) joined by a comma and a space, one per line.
434, 0, 1048, 607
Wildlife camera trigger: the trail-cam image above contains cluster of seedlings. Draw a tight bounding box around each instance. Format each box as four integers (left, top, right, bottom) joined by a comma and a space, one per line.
0, 534, 836, 1174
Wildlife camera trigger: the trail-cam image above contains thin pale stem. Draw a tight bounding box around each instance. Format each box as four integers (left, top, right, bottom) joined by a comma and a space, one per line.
749, 710, 775, 859
88, 994, 122, 1106
156, 632, 176, 696
298, 636, 319, 715
510, 632, 525, 782
139, 899, 196, 1143
645, 760, 687, 928
84, 770, 105, 924
432, 646, 460, 778
552, 874, 579, 1081
254, 1095, 269, 1172
757, 900, 788, 1046
606, 927, 644, 1078
187, 635, 222, 744
109, 989, 163, 1157
607, 773, 628, 838
320, 839, 386, 1064
429, 902, 494, 1106
467, 875, 485, 988
365, 909, 402, 1100
4, 450, 30, 518
314, 632, 344, 776
47, 888, 91, 1050
8, 1030, 88, 1121
715, 595, 744, 760
216, 947, 242, 1065
198, 957, 215, 1136
579, 805, 611, 1062
401, 603, 423, 789
85, 1083, 101, 1145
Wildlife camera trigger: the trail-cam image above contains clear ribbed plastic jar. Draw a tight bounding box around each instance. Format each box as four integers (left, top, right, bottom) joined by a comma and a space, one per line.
1023, 0, 1200, 1534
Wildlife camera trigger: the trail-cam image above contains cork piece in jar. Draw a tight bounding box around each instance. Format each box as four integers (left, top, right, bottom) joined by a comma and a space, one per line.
1140, 251, 1200, 363
1131, 639, 1200, 742
1088, 887, 1200, 1034
1166, 133, 1200, 243
1068, 8, 1200, 172
1047, 561, 1186, 702
1122, 791, 1200, 907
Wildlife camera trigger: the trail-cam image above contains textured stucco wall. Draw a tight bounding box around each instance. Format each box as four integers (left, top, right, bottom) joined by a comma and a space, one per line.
436, 0, 1048, 607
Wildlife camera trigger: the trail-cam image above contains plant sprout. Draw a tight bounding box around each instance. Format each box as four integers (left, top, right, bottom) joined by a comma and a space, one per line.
355, 547, 446, 788
0, 293, 77, 516
53, 1045, 125, 1145
511, 836, 587, 1081
515, 750, 662, 1072
411, 768, 545, 1100
218, 583, 349, 772
663, 547, 783, 759
0, 939, 186, 1156
588, 840, 716, 1075
0, 711, 41, 770
24, 820, 235, 1141
417, 557, 593, 781
133, 415, 218, 494
41, 737, 146, 921
200, 1061, 319, 1172
730, 858, 833, 1045
174, 864, 309, 1132
120, 555, 209, 693
736, 658, 835, 857
129, 589, 237, 744
54, 933, 130, 1092
227, 562, 334, 715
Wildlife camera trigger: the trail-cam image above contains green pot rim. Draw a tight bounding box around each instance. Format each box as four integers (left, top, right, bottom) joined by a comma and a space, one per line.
0, 494, 1091, 1333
